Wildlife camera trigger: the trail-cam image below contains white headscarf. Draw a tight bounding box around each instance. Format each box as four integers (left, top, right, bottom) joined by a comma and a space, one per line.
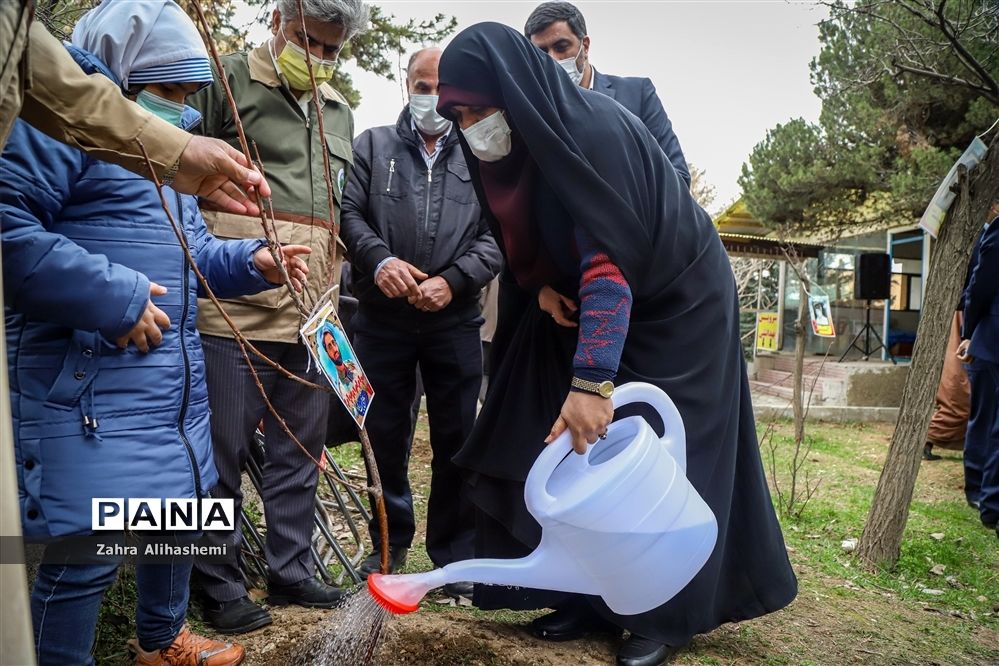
71, 0, 212, 90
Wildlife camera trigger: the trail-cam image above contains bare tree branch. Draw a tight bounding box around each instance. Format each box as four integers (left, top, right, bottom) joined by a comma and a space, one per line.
297, 0, 342, 295
931, 0, 999, 99
892, 60, 999, 104
894, 0, 999, 97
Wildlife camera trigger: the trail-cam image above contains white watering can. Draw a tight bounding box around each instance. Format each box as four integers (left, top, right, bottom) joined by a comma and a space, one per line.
367, 382, 718, 616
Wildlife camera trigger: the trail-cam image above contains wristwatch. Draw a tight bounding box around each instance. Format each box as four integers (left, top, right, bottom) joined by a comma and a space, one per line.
571, 377, 615, 399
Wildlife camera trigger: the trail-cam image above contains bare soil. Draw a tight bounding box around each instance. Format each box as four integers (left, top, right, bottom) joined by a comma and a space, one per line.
220, 418, 999, 666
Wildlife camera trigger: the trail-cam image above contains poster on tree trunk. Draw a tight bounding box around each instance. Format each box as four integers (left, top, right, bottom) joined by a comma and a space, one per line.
808, 293, 836, 338
918, 137, 988, 238
300, 300, 374, 428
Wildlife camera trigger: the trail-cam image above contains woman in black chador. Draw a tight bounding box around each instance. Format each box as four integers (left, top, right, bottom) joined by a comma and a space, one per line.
437, 23, 797, 666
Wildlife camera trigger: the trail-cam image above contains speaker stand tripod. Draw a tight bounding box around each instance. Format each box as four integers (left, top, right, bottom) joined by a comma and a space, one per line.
839, 300, 896, 364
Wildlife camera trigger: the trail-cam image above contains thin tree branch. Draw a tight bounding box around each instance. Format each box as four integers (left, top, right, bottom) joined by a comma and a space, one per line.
136, 140, 362, 500
297, 0, 342, 294
892, 61, 999, 104
932, 0, 999, 99
298, 0, 390, 574
295, 0, 390, 573
358, 428, 391, 574
894, 0, 999, 96
189, 0, 310, 320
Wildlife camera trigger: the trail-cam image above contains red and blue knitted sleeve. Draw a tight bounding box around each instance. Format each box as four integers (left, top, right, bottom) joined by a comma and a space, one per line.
572, 229, 633, 383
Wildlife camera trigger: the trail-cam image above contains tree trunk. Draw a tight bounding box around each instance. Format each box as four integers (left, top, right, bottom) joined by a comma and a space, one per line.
857, 137, 999, 569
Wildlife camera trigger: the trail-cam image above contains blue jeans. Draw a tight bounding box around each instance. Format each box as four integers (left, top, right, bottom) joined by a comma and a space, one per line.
31, 532, 201, 666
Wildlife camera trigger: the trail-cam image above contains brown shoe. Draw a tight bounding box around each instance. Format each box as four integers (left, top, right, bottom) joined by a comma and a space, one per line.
129, 626, 245, 666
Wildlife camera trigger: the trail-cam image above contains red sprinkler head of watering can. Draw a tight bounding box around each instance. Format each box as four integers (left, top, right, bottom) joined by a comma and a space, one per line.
367, 573, 425, 615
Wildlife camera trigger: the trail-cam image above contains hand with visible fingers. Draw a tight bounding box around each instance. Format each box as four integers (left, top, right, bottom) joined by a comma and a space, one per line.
116, 282, 171, 353
253, 244, 311, 291
411, 276, 453, 312
376, 258, 428, 300
957, 339, 974, 364
173, 136, 272, 216
545, 390, 614, 454
538, 284, 578, 327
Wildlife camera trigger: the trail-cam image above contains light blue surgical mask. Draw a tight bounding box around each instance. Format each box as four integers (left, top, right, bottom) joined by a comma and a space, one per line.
136, 90, 186, 127
409, 94, 451, 136
557, 42, 584, 86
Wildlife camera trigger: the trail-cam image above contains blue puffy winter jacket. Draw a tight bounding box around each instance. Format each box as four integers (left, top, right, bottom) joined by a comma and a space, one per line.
1, 46, 272, 539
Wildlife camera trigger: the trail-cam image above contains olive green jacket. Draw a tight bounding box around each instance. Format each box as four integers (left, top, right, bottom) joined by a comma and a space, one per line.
190, 43, 354, 343
1, 5, 187, 178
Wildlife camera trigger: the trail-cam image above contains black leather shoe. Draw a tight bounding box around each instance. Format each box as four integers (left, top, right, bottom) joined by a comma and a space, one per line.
443, 581, 473, 600
357, 546, 408, 580
530, 604, 619, 642
268, 577, 345, 608
203, 596, 272, 634
922, 444, 941, 461
983, 515, 998, 530
616, 635, 681, 666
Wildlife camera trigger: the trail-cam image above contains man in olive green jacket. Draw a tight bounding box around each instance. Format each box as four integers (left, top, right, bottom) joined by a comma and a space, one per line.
189, 0, 368, 635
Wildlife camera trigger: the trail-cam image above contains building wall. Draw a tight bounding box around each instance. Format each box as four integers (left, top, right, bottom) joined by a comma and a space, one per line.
777, 227, 929, 362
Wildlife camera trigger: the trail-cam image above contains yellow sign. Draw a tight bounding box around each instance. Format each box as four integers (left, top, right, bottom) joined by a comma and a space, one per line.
756, 312, 779, 352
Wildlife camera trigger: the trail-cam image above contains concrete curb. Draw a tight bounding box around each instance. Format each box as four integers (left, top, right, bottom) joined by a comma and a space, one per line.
753, 404, 899, 423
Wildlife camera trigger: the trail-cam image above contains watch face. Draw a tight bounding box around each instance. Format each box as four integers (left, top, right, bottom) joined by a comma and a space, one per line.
598, 381, 615, 399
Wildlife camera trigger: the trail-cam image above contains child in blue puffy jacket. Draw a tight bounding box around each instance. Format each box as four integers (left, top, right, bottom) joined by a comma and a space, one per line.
0, 2, 310, 664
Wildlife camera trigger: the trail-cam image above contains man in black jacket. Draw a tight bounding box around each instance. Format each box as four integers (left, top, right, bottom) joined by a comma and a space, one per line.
341, 46, 502, 592
524, 1, 691, 188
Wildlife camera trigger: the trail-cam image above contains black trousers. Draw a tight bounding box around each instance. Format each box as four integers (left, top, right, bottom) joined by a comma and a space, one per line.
194, 335, 329, 602
353, 316, 482, 567
966, 359, 999, 522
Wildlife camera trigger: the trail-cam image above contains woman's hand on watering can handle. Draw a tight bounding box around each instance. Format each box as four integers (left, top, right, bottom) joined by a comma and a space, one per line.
546, 391, 614, 454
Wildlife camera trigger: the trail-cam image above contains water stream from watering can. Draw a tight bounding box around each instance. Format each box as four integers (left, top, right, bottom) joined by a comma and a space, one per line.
290, 589, 392, 665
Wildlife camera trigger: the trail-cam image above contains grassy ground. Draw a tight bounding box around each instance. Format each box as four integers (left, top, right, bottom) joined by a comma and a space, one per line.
89, 415, 998, 665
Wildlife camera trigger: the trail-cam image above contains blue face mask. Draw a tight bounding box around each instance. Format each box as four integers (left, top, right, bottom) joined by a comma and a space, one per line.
136, 90, 186, 127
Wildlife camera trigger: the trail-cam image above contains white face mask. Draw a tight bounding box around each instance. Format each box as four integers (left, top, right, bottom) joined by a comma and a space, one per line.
409, 94, 451, 136
461, 111, 512, 162
556, 42, 584, 86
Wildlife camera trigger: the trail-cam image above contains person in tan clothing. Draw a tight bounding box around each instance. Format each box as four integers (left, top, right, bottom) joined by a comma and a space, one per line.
924, 308, 971, 460
0, 0, 269, 214
190, 0, 369, 634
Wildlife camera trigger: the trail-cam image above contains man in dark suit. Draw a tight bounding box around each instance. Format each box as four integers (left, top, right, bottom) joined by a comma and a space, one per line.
959, 198, 999, 538
524, 1, 691, 187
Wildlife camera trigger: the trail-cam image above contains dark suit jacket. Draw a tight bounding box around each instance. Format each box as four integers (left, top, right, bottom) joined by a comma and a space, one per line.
963, 218, 999, 363
592, 68, 690, 187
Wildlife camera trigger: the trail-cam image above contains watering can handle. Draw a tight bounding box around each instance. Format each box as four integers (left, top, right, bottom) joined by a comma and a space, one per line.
611, 382, 687, 472
524, 382, 687, 515
524, 431, 575, 516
